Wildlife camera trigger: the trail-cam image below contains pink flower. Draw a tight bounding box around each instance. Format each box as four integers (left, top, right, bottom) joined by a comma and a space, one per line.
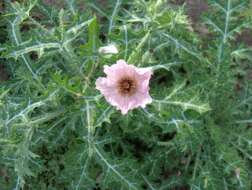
96, 59, 152, 114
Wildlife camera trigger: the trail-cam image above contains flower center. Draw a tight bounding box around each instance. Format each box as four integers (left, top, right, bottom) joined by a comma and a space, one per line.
118, 77, 137, 96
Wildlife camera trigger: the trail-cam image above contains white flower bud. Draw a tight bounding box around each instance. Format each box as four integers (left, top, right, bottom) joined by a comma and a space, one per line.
98, 44, 119, 54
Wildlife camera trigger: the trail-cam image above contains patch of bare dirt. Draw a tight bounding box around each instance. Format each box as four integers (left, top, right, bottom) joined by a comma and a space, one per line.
42, 0, 65, 8
171, 0, 208, 23
172, 0, 252, 47
0, 168, 10, 185
185, 0, 208, 23
236, 29, 252, 47
246, 68, 252, 81
0, 2, 3, 12
171, 0, 211, 39
0, 65, 8, 81
97, 0, 109, 7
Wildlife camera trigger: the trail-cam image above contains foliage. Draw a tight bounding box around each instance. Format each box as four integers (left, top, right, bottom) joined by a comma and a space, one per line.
0, 0, 252, 189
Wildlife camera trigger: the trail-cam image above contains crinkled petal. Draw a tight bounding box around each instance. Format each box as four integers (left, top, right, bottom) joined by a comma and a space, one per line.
104, 59, 127, 75
96, 78, 129, 113
103, 60, 130, 82
116, 59, 127, 66
106, 94, 131, 115
117, 96, 131, 114
136, 67, 152, 81
135, 68, 152, 93
131, 91, 152, 108
116, 92, 152, 114
95, 77, 117, 97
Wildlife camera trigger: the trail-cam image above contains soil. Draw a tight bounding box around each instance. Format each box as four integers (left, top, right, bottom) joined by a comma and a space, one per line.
42, 0, 65, 8
237, 29, 252, 46
184, 0, 209, 23
175, 0, 252, 46
0, 64, 9, 81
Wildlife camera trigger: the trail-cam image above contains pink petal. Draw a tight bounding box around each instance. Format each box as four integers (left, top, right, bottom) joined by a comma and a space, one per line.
95, 77, 117, 98
103, 60, 130, 82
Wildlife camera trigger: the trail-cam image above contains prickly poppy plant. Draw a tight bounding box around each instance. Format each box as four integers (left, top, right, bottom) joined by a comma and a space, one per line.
0, 0, 252, 190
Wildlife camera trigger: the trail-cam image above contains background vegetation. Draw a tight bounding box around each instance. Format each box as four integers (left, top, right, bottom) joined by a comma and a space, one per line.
0, 0, 252, 189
